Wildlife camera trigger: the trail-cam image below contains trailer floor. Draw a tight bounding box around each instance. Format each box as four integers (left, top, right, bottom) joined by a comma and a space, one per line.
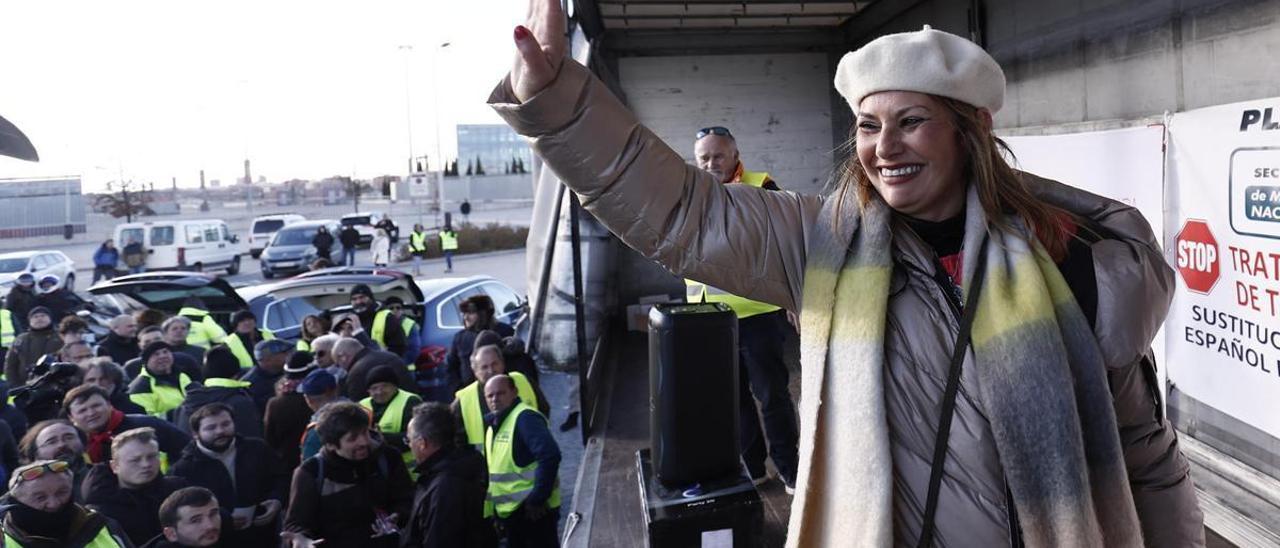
575, 326, 798, 547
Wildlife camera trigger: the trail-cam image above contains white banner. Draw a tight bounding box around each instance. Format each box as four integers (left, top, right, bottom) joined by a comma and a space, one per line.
1003, 126, 1166, 244
1165, 98, 1280, 439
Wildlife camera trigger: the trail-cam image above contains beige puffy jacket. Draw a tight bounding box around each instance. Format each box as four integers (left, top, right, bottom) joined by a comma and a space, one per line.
490, 60, 1204, 546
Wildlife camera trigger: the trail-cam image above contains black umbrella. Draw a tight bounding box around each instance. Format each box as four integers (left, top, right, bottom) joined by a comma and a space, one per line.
0, 113, 38, 162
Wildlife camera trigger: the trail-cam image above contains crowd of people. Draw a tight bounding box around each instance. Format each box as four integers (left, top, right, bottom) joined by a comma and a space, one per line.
0, 282, 563, 547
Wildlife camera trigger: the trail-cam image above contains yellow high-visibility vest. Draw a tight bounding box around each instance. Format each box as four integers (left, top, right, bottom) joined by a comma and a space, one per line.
439, 230, 459, 251
485, 401, 561, 519
359, 388, 418, 476
456, 372, 535, 454
224, 329, 277, 369
409, 231, 428, 252
179, 307, 228, 349
0, 309, 14, 347
5, 522, 127, 547
130, 370, 194, 418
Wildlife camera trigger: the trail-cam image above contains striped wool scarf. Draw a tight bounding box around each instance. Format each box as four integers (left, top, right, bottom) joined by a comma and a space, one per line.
787, 185, 1143, 547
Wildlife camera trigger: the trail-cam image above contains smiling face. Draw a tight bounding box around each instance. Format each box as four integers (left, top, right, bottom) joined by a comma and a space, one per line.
855, 91, 967, 222
35, 423, 84, 462
146, 348, 174, 376
694, 135, 739, 184
12, 472, 73, 513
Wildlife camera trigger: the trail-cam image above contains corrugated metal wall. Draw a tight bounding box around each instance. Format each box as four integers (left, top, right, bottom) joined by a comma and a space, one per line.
0, 178, 87, 238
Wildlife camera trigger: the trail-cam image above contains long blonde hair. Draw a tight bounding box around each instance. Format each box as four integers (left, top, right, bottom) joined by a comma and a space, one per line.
832, 95, 1072, 260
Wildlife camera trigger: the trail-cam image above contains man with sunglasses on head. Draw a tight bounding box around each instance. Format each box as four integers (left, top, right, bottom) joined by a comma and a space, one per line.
0, 459, 133, 547
687, 125, 800, 494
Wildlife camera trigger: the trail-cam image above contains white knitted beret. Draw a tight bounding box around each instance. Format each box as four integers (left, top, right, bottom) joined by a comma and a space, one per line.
834, 25, 1006, 113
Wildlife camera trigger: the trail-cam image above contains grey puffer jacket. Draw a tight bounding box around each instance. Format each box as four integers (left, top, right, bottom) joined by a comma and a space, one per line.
490, 60, 1203, 546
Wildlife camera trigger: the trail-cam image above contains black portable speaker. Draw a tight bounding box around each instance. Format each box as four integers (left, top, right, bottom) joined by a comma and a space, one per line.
648, 302, 740, 487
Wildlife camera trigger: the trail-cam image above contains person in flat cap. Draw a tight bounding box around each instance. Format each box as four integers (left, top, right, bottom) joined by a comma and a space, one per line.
264, 351, 319, 470
128, 341, 198, 420
295, 369, 345, 462
497, 8, 1202, 547
240, 338, 293, 413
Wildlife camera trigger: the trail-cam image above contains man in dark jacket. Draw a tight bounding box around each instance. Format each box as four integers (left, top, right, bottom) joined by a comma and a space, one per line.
263, 352, 315, 470
338, 225, 360, 266
446, 295, 514, 390
5, 273, 39, 331
83, 427, 190, 545
402, 401, 496, 547
162, 316, 207, 365
174, 347, 262, 439
97, 314, 140, 365
2, 459, 133, 547
349, 283, 406, 356
3, 306, 61, 386
311, 225, 335, 262
283, 401, 413, 548
239, 338, 291, 413
333, 336, 413, 401
170, 403, 289, 547
64, 385, 190, 465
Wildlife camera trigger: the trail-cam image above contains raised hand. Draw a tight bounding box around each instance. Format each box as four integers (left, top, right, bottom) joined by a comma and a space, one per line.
511, 0, 568, 102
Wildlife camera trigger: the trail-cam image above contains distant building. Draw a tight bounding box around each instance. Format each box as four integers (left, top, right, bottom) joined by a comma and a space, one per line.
456, 124, 533, 175
0, 177, 87, 239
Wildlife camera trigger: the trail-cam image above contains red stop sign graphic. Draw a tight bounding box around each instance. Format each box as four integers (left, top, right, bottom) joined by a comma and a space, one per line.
1175, 219, 1220, 295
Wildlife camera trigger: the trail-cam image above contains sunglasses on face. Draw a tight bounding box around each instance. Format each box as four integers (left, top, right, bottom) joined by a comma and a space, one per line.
695, 126, 733, 140
13, 460, 70, 485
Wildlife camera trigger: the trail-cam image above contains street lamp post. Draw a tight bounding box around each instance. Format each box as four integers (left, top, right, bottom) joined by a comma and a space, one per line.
431, 41, 450, 228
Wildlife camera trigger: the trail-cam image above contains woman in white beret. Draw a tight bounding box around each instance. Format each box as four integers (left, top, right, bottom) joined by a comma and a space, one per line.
490, 1, 1204, 546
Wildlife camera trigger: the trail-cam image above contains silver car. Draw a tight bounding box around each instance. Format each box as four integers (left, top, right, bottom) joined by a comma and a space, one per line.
259, 220, 344, 279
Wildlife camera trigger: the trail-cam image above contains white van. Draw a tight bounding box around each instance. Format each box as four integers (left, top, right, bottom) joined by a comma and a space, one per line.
249, 214, 306, 258
114, 219, 243, 275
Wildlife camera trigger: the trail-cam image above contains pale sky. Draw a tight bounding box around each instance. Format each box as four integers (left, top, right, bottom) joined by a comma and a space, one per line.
0, 0, 527, 191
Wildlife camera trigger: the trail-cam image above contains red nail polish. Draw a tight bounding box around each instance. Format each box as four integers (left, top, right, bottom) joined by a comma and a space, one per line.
514, 25, 530, 40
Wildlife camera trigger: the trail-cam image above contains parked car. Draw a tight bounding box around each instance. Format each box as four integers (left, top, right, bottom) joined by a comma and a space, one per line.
339, 211, 385, 248
86, 272, 249, 334
249, 213, 306, 258
114, 219, 243, 275
0, 250, 76, 299
259, 220, 344, 279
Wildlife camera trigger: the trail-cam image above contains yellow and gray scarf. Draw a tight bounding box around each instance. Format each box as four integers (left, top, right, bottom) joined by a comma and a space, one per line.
788, 183, 1143, 547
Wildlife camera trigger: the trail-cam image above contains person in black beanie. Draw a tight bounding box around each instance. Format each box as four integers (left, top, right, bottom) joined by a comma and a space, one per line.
173, 347, 262, 439
3, 306, 62, 386
349, 284, 406, 356
128, 341, 198, 420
